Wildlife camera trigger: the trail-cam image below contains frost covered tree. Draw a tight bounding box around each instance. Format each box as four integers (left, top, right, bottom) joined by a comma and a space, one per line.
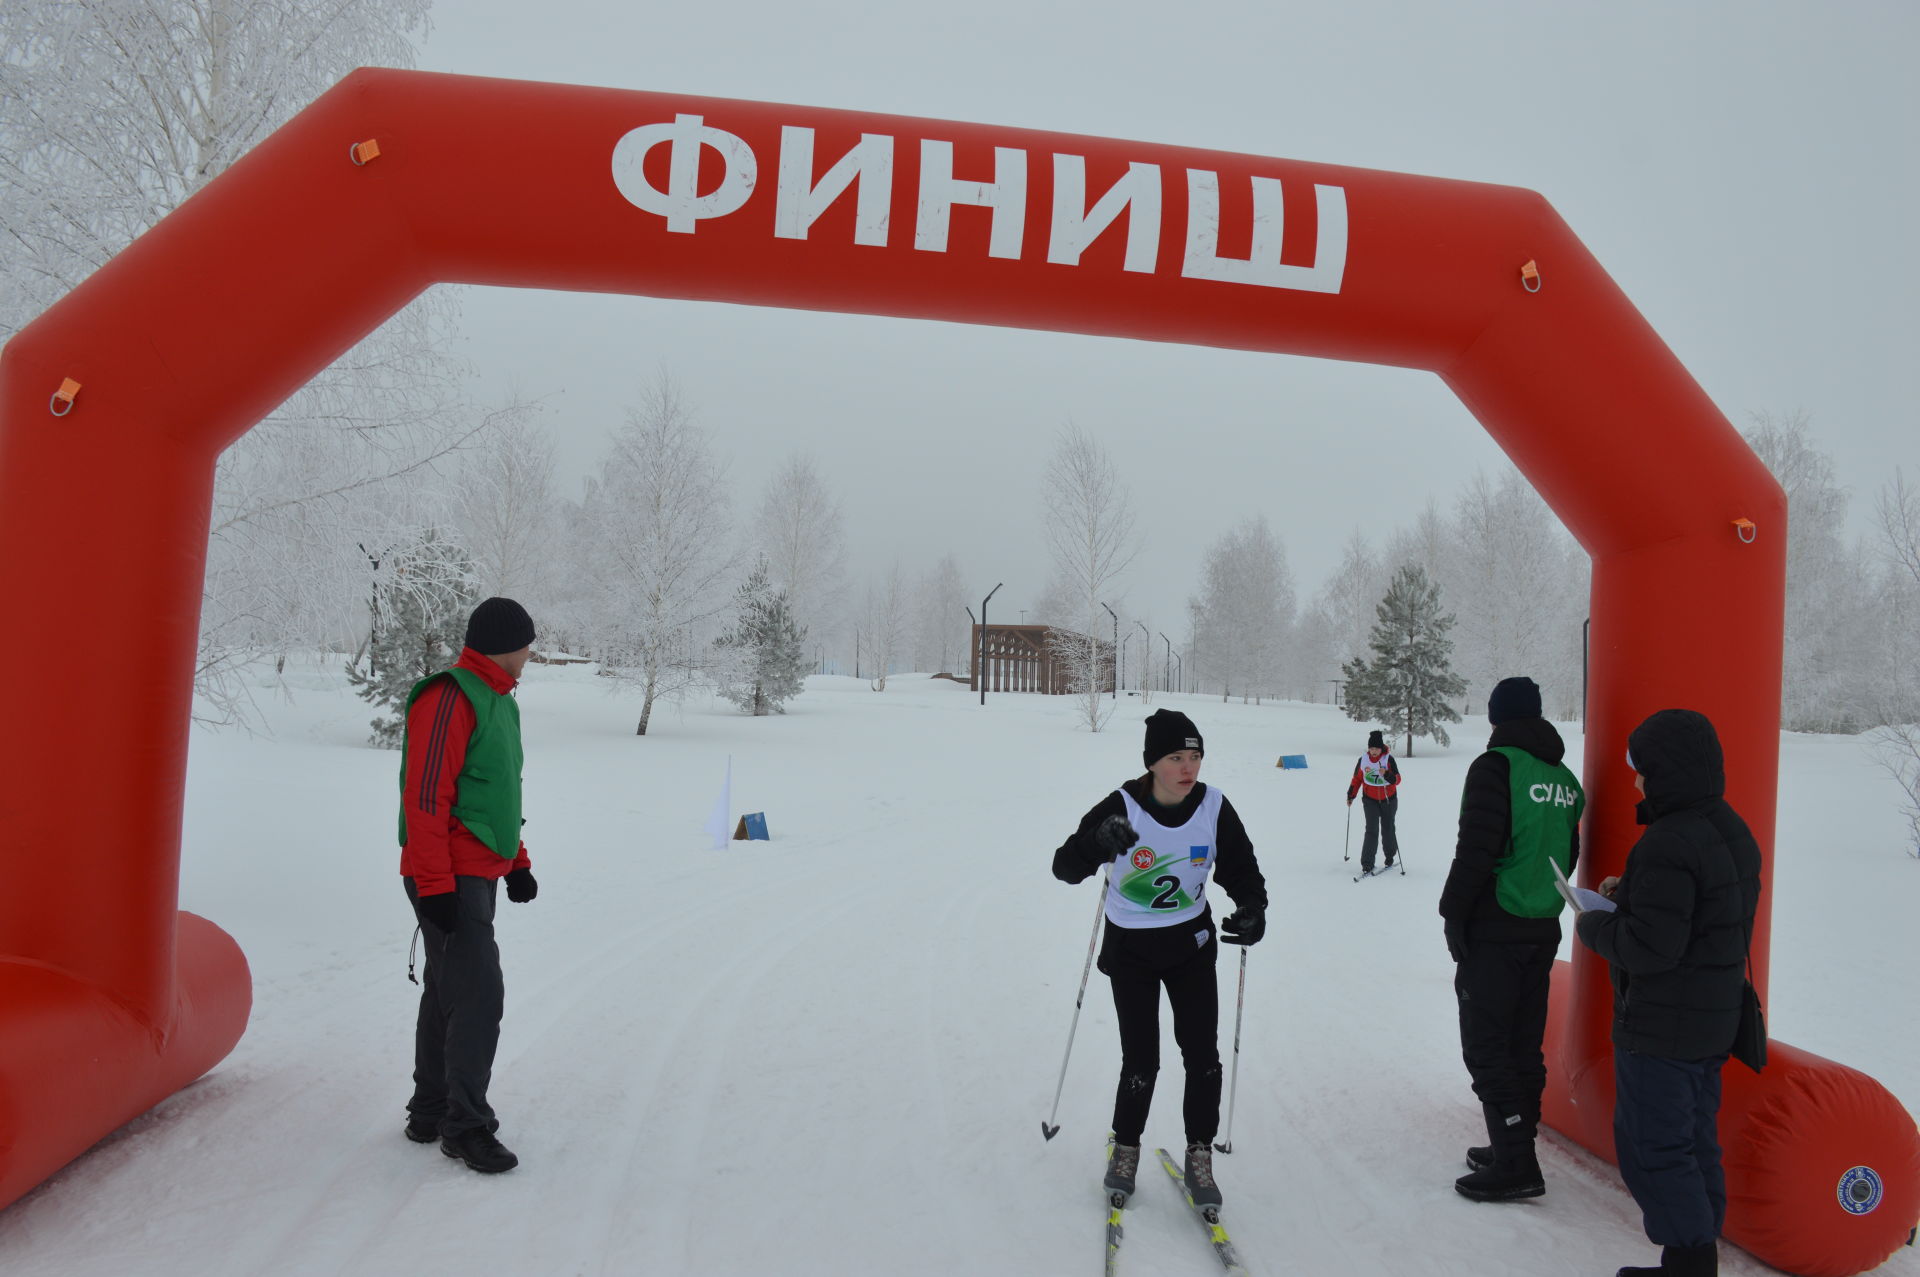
1342, 564, 1467, 756
753, 454, 847, 664
1744, 411, 1879, 732
712, 560, 808, 716
1871, 469, 1920, 854
450, 406, 559, 606
912, 554, 971, 674
1189, 516, 1295, 703
1, 0, 473, 722
575, 378, 737, 735
1041, 424, 1136, 730
861, 562, 911, 690
346, 531, 477, 748
1444, 470, 1588, 719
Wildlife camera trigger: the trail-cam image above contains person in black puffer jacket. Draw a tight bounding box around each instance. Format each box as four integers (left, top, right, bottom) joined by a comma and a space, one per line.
1576, 709, 1762, 1277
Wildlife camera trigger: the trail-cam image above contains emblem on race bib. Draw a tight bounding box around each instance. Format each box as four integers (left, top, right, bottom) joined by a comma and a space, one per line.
1189, 845, 1210, 866
1130, 847, 1155, 871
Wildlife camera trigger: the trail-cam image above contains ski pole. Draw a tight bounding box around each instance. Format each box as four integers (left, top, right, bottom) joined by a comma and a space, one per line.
1343, 800, 1353, 862
1215, 945, 1248, 1154
1042, 874, 1108, 1141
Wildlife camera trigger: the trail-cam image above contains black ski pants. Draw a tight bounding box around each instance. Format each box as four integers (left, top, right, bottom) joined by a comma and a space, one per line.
405, 876, 505, 1137
1454, 938, 1554, 1151
1099, 913, 1221, 1147
1613, 1047, 1728, 1249
1360, 794, 1399, 872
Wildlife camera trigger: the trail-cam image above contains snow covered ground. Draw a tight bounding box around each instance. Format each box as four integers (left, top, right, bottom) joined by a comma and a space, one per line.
1, 662, 1914, 1276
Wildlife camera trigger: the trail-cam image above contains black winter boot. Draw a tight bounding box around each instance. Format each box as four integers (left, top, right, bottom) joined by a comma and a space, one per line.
404, 1116, 439, 1144
1464, 1144, 1493, 1170
441, 1127, 519, 1173
1454, 1148, 1544, 1201
1616, 1244, 1717, 1277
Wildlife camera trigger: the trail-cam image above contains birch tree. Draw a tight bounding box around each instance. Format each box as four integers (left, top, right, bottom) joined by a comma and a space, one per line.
1041, 424, 1137, 730
912, 554, 971, 674
449, 405, 559, 606
753, 454, 848, 663
2, 0, 473, 722
577, 378, 736, 735
1744, 411, 1879, 731
1189, 516, 1294, 703
858, 562, 911, 689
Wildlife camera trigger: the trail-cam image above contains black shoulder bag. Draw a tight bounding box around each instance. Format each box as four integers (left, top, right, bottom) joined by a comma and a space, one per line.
1730, 867, 1767, 1073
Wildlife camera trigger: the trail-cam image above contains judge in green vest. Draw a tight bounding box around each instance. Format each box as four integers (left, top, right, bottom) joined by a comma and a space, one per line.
1438, 675, 1585, 1203
398, 597, 539, 1174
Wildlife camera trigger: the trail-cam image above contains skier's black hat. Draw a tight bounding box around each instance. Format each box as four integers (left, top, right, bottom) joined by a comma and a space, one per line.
465, 597, 536, 656
1366, 729, 1386, 751
1143, 709, 1204, 768
1487, 676, 1542, 725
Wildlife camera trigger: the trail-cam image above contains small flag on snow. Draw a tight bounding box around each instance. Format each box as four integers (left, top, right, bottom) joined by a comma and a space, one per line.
705, 757, 732, 849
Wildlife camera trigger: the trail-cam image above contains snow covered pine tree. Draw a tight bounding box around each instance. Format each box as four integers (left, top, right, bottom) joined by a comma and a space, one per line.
712, 561, 809, 716
1340, 564, 1467, 757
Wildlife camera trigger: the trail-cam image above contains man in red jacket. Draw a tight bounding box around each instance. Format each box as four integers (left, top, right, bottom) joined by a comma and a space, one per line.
399, 597, 539, 1174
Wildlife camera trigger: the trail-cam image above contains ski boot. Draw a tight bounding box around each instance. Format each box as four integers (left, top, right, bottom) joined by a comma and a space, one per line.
1184, 1141, 1223, 1213
1104, 1140, 1140, 1204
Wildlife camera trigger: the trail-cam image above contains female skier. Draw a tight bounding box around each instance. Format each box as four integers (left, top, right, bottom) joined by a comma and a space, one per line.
1051, 709, 1268, 1207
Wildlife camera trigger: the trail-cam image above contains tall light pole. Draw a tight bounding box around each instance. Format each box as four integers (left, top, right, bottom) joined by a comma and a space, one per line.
979, 583, 1002, 706
1100, 603, 1119, 700
1135, 621, 1150, 699
1160, 631, 1172, 694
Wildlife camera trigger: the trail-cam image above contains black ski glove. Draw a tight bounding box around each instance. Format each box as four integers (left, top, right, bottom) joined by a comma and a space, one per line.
1220, 906, 1265, 946
1444, 917, 1468, 963
1091, 814, 1138, 864
415, 890, 459, 935
505, 868, 538, 903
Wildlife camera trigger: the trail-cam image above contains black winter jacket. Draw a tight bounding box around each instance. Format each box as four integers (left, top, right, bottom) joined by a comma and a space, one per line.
1438, 717, 1581, 945
1576, 709, 1763, 1061
1052, 777, 1267, 913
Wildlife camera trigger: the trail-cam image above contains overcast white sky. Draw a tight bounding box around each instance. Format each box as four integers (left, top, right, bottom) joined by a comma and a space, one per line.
416, 0, 1918, 635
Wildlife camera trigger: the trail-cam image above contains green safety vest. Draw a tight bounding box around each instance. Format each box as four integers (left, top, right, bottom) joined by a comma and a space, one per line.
1488, 746, 1585, 918
397, 666, 524, 860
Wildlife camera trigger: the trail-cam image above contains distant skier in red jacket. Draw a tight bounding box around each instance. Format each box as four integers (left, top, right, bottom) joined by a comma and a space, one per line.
1346, 729, 1402, 875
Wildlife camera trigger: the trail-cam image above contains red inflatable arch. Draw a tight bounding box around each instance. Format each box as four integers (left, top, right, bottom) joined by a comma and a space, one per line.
1, 70, 1914, 1272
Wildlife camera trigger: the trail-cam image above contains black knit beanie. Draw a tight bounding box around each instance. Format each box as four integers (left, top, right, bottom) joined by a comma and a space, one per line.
1143, 709, 1204, 768
1487, 676, 1542, 725
1366, 729, 1386, 751
464, 597, 536, 656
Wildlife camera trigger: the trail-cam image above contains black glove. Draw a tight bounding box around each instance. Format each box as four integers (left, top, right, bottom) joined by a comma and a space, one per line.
1444, 917, 1468, 963
505, 867, 538, 903
1220, 906, 1265, 946
1091, 814, 1138, 863
415, 890, 459, 935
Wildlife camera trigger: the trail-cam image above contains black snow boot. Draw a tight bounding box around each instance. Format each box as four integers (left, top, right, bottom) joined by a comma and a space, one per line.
1455, 1148, 1543, 1201
404, 1116, 439, 1144
1464, 1144, 1493, 1171
1184, 1142, 1223, 1210
1616, 1244, 1718, 1277
1104, 1140, 1140, 1201
441, 1127, 519, 1173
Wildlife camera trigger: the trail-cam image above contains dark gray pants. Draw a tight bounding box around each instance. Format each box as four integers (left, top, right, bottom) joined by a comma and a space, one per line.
1613, 1047, 1728, 1248
1360, 794, 1399, 871
404, 876, 504, 1137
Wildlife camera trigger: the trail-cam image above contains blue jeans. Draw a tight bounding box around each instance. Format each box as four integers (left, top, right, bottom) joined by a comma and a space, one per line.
1612, 1046, 1727, 1248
